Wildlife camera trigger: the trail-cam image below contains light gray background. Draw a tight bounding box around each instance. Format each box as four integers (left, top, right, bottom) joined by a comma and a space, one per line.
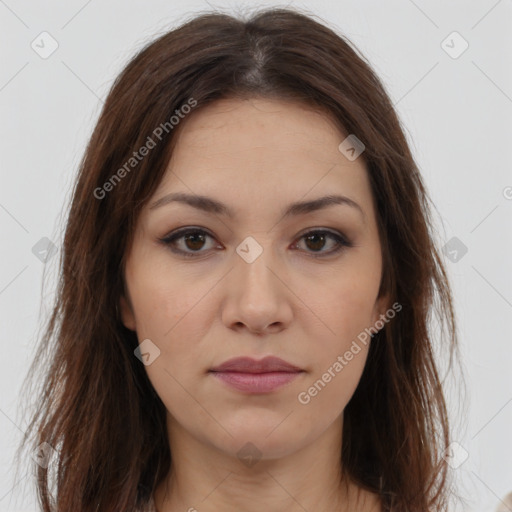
1, 1, 511, 511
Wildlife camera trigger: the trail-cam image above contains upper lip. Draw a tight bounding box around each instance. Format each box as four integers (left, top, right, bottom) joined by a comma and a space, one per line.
210, 356, 303, 373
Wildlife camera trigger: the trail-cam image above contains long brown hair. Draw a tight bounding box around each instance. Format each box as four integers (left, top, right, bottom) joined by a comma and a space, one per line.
15, 7, 464, 511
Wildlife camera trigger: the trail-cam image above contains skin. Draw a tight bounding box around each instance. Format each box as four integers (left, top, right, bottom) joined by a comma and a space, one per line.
120, 97, 389, 512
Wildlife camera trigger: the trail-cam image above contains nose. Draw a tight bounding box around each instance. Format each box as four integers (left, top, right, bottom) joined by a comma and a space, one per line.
221, 242, 293, 335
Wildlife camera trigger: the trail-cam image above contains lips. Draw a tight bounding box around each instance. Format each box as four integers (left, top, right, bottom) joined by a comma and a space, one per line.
209, 356, 304, 394
209, 356, 303, 374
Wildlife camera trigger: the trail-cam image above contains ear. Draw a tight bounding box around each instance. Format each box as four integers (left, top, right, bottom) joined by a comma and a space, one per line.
119, 293, 137, 331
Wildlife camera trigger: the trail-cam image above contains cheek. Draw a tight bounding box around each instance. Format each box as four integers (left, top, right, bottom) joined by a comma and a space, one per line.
128, 261, 208, 337
316, 345, 369, 403
128, 267, 219, 378
298, 258, 380, 405
134, 284, 213, 428
295, 336, 370, 438
310, 267, 380, 347
297, 304, 372, 424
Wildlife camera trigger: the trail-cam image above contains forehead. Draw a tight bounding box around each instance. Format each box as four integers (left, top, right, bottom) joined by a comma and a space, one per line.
171, 97, 347, 162
149, 97, 375, 223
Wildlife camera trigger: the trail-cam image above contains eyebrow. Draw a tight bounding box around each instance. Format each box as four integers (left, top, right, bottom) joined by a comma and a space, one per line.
149, 192, 365, 222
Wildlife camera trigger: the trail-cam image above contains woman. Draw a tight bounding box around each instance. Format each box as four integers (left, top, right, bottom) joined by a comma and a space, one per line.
16, 7, 462, 512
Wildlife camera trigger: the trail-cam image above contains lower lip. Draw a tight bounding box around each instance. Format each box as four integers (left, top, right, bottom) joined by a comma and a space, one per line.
210, 371, 303, 393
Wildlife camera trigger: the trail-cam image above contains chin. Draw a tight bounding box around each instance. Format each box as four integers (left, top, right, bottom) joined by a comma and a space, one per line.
214, 424, 308, 461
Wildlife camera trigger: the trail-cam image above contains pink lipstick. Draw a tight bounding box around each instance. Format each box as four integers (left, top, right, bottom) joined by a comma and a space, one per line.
209, 356, 304, 394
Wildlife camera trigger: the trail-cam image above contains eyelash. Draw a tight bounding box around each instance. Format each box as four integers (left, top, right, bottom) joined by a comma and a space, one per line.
159, 227, 352, 259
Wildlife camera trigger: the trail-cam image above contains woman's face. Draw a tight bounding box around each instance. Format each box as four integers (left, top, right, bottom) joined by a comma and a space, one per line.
120, 97, 389, 461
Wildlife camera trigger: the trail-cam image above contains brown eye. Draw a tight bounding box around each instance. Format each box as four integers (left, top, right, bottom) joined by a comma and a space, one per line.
160, 227, 352, 259
294, 230, 351, 258
182, 232, 207, 251
304, 232, 328, 252
160, 228, 217, 258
